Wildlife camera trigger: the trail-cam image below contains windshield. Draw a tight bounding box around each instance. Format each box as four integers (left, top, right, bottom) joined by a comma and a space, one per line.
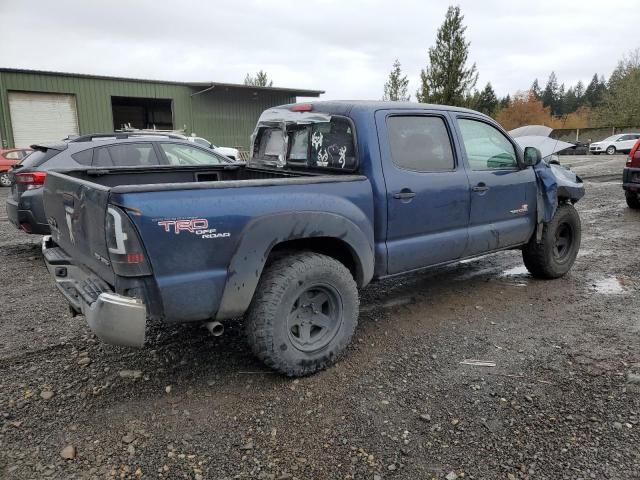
251, 117, 357, 172
602, 135, 619, 141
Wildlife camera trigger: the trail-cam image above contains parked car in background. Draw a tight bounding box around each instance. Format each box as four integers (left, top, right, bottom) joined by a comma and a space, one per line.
41, 101, 584, 377
0, 148, 32, 186
5, 132, 234, 234
589, 133, 640, 155
186, 136, 241, 161
623, 138, 640, 209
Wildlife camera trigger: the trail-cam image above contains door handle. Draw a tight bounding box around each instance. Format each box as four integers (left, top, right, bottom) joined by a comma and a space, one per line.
393, 189, 416, 199
471, 183, 489, 192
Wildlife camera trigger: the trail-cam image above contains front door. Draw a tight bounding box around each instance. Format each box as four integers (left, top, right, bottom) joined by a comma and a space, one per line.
454, 116, 537, 256
376, 111, 471, 275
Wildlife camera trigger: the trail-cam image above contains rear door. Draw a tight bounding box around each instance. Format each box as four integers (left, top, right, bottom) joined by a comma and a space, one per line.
453, 115, 537, 256
376, 110, 470, 274
619, 134, 640, 152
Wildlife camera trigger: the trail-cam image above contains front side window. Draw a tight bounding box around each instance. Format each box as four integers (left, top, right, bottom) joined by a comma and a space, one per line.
160, 143, 231, 165
458, 119, 517, 170
387, 116, 455, 172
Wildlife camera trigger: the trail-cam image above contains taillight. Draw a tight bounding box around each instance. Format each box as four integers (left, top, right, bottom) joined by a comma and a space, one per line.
628, 140, 640, 167
291, 103, 314, 112
105, 206, 151, 276
14, 171, 47, 189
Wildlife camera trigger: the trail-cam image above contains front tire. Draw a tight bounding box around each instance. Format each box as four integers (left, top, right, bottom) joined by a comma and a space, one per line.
606, 145, 616, 155
626, 191, 640, 209
246, 252, 359, 377
522, 204, 581, 279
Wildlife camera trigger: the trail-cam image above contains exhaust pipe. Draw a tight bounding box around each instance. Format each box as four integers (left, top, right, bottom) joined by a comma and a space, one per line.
204, 321, 224, 337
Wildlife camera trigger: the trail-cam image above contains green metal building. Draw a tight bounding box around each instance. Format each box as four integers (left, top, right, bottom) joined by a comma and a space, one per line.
0, 68, 323, 150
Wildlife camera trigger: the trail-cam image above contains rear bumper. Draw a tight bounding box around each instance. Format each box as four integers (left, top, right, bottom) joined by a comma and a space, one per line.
6, 190, 50, 234
42, 236, 147, 347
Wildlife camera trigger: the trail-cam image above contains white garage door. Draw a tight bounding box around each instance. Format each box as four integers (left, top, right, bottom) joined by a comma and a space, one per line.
8, 92, 79, 148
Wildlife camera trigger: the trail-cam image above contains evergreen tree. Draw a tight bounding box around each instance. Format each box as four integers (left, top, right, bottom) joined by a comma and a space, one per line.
475, 82, 498, 115
596, 50, 640, 126
574, 80, 585, 107
416, 6, 478, 106
382, 59, 410, 101
541, 72, 559, 114
584, 73, 605, 106
499, 94, 511, 109
564, 86, 578, 113
557, 83, 566, 115
244, 70, 273, 87
530, 79, 542, 100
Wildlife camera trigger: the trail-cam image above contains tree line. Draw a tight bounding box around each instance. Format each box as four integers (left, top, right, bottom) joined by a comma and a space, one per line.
383, 6, 640, 130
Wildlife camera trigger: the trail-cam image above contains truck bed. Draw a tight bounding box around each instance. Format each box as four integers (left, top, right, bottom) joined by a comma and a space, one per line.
64, 164, 313, 189
43, 165, 374, 325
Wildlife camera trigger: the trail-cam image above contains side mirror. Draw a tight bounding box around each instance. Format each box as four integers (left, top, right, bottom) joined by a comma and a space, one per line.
523, 146, 542, 167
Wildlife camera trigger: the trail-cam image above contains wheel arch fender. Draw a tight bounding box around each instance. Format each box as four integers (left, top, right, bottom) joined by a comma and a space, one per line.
216, 211, 374, 319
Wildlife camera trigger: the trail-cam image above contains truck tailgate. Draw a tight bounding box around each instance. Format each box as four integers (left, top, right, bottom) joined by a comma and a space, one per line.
43, 171, 115, 284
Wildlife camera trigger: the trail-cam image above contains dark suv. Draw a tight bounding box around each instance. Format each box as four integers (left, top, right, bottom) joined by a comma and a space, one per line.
6, 133, 234, 234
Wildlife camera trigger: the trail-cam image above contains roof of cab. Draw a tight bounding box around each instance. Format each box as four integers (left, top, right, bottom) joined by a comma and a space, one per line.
279, 100, 484, 117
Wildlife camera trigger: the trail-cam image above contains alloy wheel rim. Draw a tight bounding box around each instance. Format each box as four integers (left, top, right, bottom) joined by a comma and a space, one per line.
286, 284, 342, 353
552, 222, 573, 261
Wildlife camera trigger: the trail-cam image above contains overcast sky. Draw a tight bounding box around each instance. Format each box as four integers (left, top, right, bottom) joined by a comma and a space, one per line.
1, 0, 638, 100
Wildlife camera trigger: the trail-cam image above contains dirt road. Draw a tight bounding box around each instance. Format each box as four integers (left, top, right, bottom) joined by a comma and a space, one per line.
1, 156, 639, 479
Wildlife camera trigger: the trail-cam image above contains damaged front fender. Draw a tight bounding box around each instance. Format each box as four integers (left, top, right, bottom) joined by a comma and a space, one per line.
533, 160, 585, 238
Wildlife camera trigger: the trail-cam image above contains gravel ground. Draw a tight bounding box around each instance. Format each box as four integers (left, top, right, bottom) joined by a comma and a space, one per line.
0, 155, 639, 479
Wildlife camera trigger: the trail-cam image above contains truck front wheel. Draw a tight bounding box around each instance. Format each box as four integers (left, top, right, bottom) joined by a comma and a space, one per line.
246, 252, 359, 377
626, 191, 640, 209
522, 204, 581, 279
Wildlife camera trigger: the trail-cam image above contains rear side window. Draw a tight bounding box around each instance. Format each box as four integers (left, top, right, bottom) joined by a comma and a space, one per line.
308, 118, 356, 169
71, 149, 93, 165
18, 149, 60, 169
93, 143, 160, 167
387, 116, 455, 172
252, 117, 357, 171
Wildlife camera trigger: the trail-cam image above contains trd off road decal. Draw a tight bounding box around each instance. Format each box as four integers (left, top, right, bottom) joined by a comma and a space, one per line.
155, 218, 230, 239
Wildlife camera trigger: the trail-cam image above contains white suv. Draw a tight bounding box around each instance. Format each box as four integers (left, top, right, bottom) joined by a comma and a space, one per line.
589, 133, 640, 155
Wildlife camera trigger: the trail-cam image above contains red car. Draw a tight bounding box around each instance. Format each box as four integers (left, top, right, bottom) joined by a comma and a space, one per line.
0, 148, 32, 187
623, 138, 640, 209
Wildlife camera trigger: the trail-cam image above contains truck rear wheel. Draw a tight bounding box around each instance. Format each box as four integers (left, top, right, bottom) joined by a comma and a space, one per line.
522, 204, 581, 279
626, 191, 640, 209
246, 251, 359, 377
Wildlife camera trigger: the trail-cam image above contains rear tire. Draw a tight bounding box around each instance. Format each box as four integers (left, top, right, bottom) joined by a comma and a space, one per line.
246, 251, 359, 377
606, 145, 616, 155
626, 191, 640, 209
522, 204, 581, 279
0, 173, 10, 187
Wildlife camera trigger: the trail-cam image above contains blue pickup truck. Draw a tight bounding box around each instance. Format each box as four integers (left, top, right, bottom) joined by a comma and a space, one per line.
42, 101, 584, 376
